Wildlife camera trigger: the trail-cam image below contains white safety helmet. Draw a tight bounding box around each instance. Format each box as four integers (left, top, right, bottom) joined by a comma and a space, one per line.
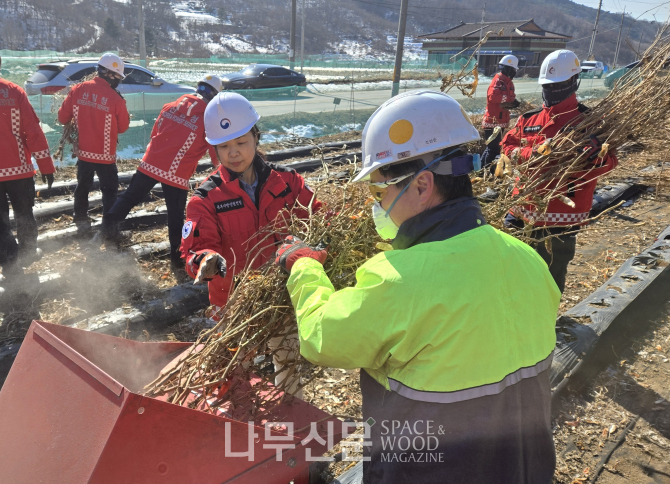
204, 92, 261, 146
98, 53, 125, 78
198, 74, 223, 93
539, 50, 581, 85
499, 55, 519, 70
355, 89, 480, 182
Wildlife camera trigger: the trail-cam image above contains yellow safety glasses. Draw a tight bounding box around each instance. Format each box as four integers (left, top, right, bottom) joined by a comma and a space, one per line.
368, 173, 415, 202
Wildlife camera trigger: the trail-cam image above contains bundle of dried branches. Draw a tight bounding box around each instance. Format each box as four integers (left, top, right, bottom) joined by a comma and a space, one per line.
144, 168, 382, 419
479, 32, 670, 239
439, 33, 489, 97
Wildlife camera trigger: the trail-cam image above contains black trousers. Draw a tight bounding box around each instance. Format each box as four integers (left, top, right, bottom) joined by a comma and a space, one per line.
102, 170, 188, 261
481, 128, 503, 170
505, 214, 577, 293
73, 160, 119, 222
0, 177, 37, 265
532, 227, 577, 293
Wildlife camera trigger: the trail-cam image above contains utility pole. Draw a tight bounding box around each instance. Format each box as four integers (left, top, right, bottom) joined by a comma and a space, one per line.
476, 3, 486, 68
138, 0, 146, 67
300, 0, 306, 73
587, 0, 603, 59
613, 7, 625, 68
391, 0, 409, 97
289, 0, 297, 70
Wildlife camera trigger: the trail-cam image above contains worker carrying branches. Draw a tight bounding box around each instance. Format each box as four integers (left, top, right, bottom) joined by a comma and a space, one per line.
91, 75, 223, 277
0, 55, 55, 279
181, 92, 322, 312
481, 55, 520, 169
501, 50, 618, 292
275, 90, 560, 483
57, 53, 130, 234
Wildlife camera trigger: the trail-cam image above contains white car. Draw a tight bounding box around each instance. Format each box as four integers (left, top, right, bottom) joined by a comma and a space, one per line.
24, 59, 194, 98
580, 60, 605, 79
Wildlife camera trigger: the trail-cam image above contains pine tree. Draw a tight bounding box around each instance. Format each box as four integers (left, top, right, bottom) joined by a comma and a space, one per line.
104, 17, 120, 40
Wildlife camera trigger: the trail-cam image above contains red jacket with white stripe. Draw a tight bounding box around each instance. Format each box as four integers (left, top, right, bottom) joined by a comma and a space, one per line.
501, 94, 618, 227
138, 94, 218, 189
57, 77, 130, 164
482, 72, 516, 129
181, 156, 323, 308
0, 78, 54, 182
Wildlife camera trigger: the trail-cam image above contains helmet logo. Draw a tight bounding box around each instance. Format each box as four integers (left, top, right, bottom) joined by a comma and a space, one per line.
575, 59, 579, 66
548, 66, 556, 75
389, 119, 414, 145
206, 75, 212, 80
112, 62, 118, 68
220, 118, 231, 129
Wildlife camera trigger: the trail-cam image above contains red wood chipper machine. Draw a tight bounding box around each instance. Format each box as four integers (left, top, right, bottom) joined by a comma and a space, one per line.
0, 321, 344, 483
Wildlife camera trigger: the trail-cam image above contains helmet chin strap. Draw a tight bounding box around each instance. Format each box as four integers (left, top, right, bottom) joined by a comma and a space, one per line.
382, 149, 459, 217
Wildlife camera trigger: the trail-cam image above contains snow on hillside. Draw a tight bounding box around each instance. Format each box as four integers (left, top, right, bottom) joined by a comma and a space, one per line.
172, 1, 219, 24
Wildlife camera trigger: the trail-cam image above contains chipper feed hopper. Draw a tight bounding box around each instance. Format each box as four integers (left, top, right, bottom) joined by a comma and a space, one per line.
0, 321, 342, 483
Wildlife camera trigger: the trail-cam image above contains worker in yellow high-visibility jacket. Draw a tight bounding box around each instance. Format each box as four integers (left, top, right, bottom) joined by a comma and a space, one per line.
275, 90, 560, 484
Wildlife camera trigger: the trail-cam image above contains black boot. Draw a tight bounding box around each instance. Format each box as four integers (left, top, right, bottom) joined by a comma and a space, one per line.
17, 247, 43, 267
170, 257, 190, 284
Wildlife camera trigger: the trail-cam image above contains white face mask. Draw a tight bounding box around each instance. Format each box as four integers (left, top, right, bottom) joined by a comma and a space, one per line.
372, 201, 399, 240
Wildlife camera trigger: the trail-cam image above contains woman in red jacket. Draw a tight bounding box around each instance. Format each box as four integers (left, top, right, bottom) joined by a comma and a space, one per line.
181, 92, 322, 313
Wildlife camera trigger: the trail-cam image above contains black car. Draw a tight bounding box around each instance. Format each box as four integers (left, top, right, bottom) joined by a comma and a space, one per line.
221, 64, 307, 90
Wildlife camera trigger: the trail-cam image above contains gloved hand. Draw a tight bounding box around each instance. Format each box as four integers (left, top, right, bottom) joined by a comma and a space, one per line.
500, 99, 521, 109
193, 251, 227, 284
275, 236, 329, 274
583, 135, 603, 162
41, 173, 54, 189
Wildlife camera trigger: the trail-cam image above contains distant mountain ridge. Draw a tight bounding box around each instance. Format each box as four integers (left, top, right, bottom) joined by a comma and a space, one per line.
0, 0, 656, 65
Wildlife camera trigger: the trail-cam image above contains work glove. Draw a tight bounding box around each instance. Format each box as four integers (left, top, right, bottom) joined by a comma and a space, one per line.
41, 173, 54, 189
500, 99, 521, 109
583, 135, 605, 162
193, 251, 227, 284
275, 236, 329, 274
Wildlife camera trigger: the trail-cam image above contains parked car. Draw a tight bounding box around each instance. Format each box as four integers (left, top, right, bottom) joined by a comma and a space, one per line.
580, 60, 605, 78
24, 59, 194, 97
221, 64, 307, 90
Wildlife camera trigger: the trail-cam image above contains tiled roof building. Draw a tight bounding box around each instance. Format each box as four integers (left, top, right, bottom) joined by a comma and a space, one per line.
419, 19, 571, 76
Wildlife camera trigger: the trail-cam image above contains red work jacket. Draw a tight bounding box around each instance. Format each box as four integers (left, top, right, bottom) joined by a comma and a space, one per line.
0, 79, 54, 181
57, 77, 130, 164
482, 72, 516, 129
501, 94, 618, 227
138, 94, 218, 189
181, 156, 323, 308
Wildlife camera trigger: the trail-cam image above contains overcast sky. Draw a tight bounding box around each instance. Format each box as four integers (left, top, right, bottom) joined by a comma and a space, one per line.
571, 0, 670, 22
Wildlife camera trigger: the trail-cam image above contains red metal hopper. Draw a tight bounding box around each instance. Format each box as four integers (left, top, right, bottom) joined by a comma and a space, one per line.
0, 321, 342, 483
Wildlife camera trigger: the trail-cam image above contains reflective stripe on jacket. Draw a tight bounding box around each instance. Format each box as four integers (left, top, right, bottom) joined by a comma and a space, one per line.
57, 77, 130, 164
287, 197, 560, 483
0, 79, 54, 181
501, 94, 618, 227
482, 72, 515, 128
181, 156, 322, 307
138, 94, 218, 189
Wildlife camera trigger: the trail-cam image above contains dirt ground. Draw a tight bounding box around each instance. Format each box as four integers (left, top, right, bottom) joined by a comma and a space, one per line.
553, 302, 670, 484
1, 127, 669, 482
